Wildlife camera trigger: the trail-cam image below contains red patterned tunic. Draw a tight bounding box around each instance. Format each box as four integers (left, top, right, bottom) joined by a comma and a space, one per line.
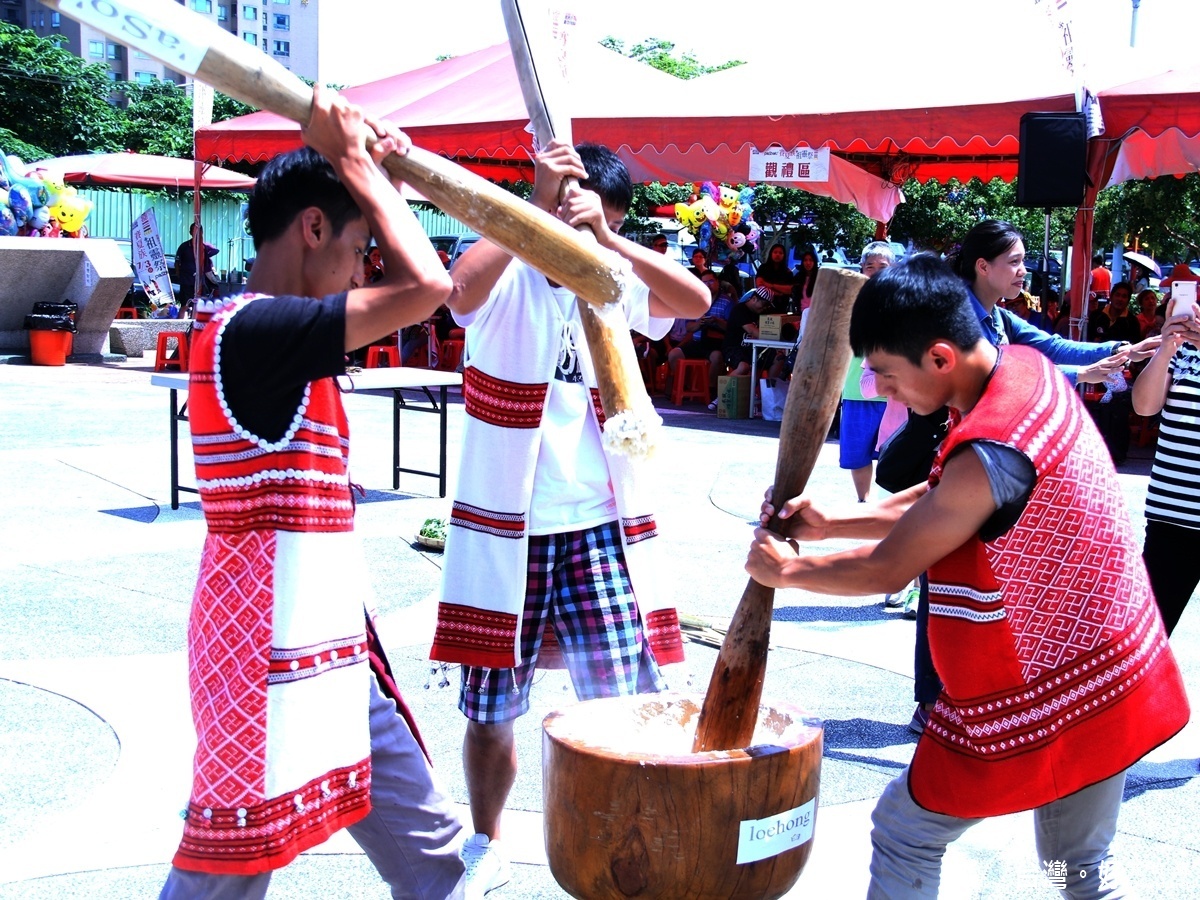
174, 297, 372, 874
912, 345, 1189, 817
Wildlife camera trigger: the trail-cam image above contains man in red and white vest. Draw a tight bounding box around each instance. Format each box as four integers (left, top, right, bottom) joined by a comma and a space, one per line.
747, 254, 1189, 898
160, 89, 466, 897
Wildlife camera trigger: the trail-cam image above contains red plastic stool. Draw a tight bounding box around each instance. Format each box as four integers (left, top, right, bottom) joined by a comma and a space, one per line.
366, 345, 400, 368
671, 358, 710, 404
437, 339, 465, 372
154, 331, 189, 372
653, 363, 669, 395
115, 306, 139, 319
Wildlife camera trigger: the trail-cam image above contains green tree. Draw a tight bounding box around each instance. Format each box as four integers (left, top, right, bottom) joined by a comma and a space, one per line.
600, 37, 743, 80
0, 22, 125, 160
1094, 173, 1200, 263
748, 184, 875, 258
120, 80, 194, 156
889, 178, 1076, 254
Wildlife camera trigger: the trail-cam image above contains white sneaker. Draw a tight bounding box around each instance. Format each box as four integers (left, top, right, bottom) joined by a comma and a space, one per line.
461, 833, 511, 899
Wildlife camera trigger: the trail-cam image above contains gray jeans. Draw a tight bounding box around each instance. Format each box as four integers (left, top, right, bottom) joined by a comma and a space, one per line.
868, 767, 1131, 899
160, 673, 465, 900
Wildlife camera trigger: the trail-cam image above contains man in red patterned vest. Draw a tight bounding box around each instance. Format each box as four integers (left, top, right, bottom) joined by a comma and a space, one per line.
747, 254, 1189, 898
160, 88, 466, 897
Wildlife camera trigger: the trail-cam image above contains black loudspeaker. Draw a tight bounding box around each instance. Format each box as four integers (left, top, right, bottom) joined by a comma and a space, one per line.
1016, 112, 1087, 208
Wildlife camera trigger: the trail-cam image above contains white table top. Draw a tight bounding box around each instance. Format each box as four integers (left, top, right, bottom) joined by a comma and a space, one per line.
151, 367, 463, 392
744, 338, 797, 350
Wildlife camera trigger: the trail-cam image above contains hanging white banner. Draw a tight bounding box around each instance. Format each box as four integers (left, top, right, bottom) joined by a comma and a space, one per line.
749, 147, 830, 183
131, 208, 175, 307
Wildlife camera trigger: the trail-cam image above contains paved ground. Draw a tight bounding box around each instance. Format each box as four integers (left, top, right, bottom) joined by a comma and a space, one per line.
0, 357, 1196, 899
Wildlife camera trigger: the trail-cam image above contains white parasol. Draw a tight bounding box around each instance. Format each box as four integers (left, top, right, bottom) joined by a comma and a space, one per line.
1122, 250, 1162, 277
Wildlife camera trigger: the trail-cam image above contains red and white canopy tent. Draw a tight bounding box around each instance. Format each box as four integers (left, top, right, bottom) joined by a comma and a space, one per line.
30, 152, 255, 190
193, 0, 1153, 229
194, 41, 904, 223
1062, 62, 1200, 328
193, 0, 1200, 317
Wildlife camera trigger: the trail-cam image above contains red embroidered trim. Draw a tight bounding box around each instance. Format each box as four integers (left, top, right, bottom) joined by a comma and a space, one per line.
451, 501, 526, 539
430, 602, 519, 667
463, 366, 547, 429
645, 608, 685, 665
173, 760, 370, 875
589, 388, 606, 428
267, 634, 368, 685
924, 602, 1170, 758
621, 514, 658, 544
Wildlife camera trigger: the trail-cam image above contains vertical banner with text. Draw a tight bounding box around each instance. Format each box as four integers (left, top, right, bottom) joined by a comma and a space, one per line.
131, 208, 175, 307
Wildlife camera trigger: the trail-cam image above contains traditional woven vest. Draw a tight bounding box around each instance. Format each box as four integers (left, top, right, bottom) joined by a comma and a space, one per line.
188, 297, 354, 534
912, 346, 1189, 818
174, 297, 371, 875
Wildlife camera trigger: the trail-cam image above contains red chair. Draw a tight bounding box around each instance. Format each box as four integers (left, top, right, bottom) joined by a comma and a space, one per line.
437, 339, 465, 372
670, 359, 709, 404
154, 331, 189, 372
366, 345, 400, 368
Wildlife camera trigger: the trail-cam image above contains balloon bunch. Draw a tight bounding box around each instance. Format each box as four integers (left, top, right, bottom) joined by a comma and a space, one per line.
0, 152, 92, 238
673, 182, 760, 261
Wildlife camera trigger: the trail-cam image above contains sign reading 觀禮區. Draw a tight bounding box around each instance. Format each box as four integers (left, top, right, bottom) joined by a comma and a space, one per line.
749, 147, 830, 184
736, 798, 816, 864
59, 0, 207, 75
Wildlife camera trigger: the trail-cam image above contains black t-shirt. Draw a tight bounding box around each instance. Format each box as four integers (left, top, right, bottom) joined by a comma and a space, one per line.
724, 302, 760, 354
1088, 310, 1140, 344
219, 294, 348, 442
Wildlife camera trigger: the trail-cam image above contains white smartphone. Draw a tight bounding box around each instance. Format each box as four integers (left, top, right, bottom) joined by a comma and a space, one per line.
1167, 281, 1197, 321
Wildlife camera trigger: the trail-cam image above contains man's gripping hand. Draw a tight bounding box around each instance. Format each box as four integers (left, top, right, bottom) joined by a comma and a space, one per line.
301, 85, 411, 186
759, 486, 832, 542
529, 139, 588, 214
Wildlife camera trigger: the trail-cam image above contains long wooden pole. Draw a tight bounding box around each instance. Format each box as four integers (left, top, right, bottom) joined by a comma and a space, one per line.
500, 0, 653, 446
692, 267, 863, 752
44, 0, 624, 309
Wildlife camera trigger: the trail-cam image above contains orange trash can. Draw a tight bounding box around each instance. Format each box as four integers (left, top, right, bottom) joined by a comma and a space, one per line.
28, 330, 73, 366
24, 301, 78, 366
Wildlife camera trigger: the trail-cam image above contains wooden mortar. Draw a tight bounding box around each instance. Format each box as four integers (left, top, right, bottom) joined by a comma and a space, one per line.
543, 693, 823, 900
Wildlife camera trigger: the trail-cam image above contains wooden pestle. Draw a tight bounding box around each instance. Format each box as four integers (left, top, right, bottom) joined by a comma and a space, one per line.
692, 267, 864, 752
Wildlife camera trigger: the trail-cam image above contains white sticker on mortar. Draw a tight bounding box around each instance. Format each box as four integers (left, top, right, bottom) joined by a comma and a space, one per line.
60, 0, 207, 75
85, 258, 95, 287
736, 798, 816, 865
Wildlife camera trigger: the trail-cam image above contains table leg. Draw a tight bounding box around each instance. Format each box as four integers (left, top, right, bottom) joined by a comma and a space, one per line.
749, 348, 760, 418
169, 388, 180, 510
392, 388, 401, 491
438, 385, 448, 498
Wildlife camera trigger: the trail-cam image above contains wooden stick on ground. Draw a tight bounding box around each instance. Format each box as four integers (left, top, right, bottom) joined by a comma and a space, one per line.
692, 267, 864, 752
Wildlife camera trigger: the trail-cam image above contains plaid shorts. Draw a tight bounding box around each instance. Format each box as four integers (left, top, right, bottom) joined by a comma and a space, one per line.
459, 520, 664, 724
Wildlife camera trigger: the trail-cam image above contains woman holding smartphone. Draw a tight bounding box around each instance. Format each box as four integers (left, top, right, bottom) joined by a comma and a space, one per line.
1133, 267, 1200, 635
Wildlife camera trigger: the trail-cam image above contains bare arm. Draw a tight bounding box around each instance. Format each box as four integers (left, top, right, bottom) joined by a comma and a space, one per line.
759, 481, 929, 543
1132, 314, 1200, 415
299, 88, 452, 352
445, 141, 587, 318
558, 187, 709, 320
747, 450, 995, 594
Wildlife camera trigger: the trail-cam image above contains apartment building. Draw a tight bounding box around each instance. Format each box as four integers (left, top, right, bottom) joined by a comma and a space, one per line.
14, 0, 320, 87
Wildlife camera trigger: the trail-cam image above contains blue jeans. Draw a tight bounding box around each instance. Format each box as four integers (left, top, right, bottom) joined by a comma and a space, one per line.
868, 769, 1131, 899
159, 673, 465, 900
